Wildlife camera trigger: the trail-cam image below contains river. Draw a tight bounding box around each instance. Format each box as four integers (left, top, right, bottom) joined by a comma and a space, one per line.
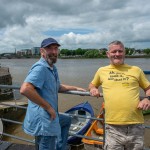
0, 58, 150, 147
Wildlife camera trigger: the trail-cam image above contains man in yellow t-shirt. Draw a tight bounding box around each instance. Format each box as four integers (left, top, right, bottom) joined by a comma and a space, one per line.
89, 40, 150, 150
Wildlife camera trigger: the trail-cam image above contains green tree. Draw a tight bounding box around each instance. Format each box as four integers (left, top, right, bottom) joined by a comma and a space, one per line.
125, 47, 135, 55
60, 49, 72, 56
84, 50, 101, 58
143, 48, 150, 55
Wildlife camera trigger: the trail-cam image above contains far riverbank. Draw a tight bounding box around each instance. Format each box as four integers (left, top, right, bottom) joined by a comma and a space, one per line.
0, 54, 150, 59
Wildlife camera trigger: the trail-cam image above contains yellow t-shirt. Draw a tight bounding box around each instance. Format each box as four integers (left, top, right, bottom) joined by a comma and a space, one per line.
91, 64, 150, 124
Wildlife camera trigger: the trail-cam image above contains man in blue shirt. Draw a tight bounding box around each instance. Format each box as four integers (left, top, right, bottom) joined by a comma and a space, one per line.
20, 37, 86, 150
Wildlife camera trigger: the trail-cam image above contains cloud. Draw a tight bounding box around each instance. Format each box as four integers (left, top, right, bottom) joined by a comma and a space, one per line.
0, 0, 150, 53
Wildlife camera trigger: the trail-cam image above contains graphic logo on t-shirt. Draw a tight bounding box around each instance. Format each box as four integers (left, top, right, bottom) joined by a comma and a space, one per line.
108, 71, 129, 86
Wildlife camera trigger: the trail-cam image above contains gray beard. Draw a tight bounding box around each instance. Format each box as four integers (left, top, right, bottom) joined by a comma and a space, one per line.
47, 58, 53, 66
43, 49, 57, 66
46, 55, 57, 66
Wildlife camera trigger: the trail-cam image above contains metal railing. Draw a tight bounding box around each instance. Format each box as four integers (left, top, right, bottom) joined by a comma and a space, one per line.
0, 84, 150, 150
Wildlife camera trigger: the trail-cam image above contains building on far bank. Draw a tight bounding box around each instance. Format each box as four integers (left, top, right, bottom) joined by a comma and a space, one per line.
16, 49, 32, 56
16, 47, 40, 56
31, 47, 40, 55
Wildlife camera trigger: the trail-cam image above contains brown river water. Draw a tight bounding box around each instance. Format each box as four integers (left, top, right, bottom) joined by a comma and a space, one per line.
1, 58, 150, 148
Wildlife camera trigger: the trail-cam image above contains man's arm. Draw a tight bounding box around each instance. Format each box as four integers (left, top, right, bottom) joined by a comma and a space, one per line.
59, 84, 86, 92
137, 85, 150, 110
20, 82, 56, 120
88, 83, 100, 97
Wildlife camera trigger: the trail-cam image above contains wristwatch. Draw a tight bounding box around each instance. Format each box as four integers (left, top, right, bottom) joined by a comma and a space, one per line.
145, 96, 150, 100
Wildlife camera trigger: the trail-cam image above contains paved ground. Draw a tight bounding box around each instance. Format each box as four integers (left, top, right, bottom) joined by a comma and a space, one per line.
0, 141, 35, 150
0, 141, 86, 150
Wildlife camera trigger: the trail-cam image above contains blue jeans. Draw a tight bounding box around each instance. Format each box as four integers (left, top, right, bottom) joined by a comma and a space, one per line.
35, 114, 71, 150
35, 135, 56, 150
57, 114, 71, 150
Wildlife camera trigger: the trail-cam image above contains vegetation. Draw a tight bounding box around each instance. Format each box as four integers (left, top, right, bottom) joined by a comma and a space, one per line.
60, 48, 88, 56
59, 47, 150, 58
143, 48, 150, 55
1, 47, 150, 59
125, 47, 135, 55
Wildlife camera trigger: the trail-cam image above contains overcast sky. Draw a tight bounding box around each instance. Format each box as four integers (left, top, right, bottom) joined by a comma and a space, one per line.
0, 0, 150, 53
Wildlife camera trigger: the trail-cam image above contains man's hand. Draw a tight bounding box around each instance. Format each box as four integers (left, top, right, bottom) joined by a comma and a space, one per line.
137, 98, 150, 110
90, 87, 100, 98
46, 106, 56, 120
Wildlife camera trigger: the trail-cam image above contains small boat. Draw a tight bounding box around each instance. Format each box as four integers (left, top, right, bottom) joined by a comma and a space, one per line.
144, 71, 150, 74
82, 103, 104, 149
65, 101, 94, 144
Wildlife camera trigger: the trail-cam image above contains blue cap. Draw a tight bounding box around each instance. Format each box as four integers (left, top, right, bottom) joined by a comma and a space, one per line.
41, 38, 60, 48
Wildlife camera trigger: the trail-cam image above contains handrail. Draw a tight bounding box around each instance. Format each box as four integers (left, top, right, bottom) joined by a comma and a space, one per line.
2, 132, 35, 144
0, 84, 94, 96
0, 85, 20, 90
0, 84, 146, 98
0, 84, 150, 149
0, 103, 27, 109
0, 116, 103, 143
0, 84, 105, 147
1, 108, 149, 128
0, 101, 150, 147
0, 84, 104, 96
1, 118, 23, 125
145, 125, 150, 129
0, 103, 103, 121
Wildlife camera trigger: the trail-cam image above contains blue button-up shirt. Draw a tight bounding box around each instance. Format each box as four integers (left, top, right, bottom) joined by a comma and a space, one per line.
23, 57, 61, 136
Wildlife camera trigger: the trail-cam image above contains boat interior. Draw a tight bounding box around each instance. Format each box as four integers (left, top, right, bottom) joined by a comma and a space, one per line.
69, 110, 91, 134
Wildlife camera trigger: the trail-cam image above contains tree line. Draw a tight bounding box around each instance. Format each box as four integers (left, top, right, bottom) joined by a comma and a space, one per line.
60, 48, 150, 58
1, 47, 150, 59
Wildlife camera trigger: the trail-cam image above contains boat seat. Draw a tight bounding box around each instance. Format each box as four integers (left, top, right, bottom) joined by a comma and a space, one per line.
95, 128, 103, 134
70, 122, 85, 128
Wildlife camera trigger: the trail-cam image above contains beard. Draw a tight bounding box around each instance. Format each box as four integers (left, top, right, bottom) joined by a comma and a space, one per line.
41, 49, 58, 66
46, 55, 58, 66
